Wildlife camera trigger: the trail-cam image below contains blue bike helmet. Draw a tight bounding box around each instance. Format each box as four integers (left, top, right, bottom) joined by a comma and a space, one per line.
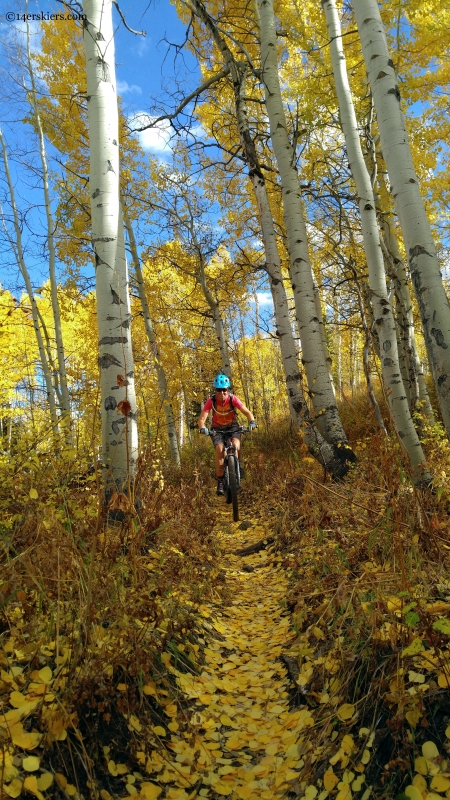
213, 373, 231, 390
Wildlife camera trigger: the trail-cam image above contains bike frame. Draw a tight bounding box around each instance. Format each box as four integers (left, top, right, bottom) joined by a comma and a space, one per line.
223, 435, 241, 493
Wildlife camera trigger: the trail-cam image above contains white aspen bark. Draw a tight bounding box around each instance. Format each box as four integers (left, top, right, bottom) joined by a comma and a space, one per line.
380, 218, 435, 423
122, 202, 181, 467
353, 0, 450, 436
83, 0, 138, 491
179, 392, 185, 448
313, 285, 336, 398
0, 128, 58, 430
323, 0, 430, 482
26, 21, 71, 435
258, 0, 351, 450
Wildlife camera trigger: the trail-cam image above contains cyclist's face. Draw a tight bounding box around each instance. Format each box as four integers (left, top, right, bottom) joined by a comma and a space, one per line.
217, 388, 228, 395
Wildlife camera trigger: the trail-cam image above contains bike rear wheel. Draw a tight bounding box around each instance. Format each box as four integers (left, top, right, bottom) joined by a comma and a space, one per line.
228, 455, 239, 522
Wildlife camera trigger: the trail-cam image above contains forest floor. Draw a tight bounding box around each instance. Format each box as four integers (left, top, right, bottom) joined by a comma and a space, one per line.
2, 403, 450, 800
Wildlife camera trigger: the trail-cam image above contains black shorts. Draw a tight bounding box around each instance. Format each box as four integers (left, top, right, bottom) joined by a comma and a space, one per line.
210, 423, 242, 447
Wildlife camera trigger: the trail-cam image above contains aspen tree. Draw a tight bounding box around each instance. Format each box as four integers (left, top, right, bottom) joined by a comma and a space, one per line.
353, 0, 450, 437
380, 215, 435, 422
25, 18, 71, 437
258, 0, 351, 454
0, 128, 58, 431
195, 242, 231, 379
82, 0, 138, 490
186, 0, 353, 477
122, 201, 181, 466
323, 0, 430, 482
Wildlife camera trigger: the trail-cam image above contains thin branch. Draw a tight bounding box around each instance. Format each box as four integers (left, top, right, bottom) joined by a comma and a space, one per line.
130, 67, 230, 132
112, 0, 146, 36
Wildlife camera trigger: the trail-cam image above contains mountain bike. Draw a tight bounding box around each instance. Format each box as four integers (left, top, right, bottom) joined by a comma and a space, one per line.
223, 426, 255, 522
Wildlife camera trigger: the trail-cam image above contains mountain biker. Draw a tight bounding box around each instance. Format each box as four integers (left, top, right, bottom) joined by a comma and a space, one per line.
198, 374, 257, 496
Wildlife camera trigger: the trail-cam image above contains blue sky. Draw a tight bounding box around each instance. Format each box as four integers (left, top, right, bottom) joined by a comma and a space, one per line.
113, 0, 200, 156
0, 0, 273, 309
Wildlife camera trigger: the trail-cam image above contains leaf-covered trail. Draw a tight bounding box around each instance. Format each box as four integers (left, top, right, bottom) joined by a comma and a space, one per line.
141, 507, 316, 800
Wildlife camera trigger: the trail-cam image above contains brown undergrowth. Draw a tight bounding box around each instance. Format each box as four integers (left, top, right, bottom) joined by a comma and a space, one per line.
1, 396, 450, 800
245, 398, 450, 799
0, 439, 226, 797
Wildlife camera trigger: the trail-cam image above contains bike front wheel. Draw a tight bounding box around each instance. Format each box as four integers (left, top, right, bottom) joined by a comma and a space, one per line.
228, 455, 239, 522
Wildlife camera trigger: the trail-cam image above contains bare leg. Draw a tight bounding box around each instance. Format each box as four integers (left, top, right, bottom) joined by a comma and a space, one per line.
215, 443, 225, 478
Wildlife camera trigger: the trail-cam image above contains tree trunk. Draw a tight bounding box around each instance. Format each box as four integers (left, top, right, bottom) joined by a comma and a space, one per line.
323, 0, 430, 482
314, 285, 335, 397
82, 0, 138, 492
351, 267, 387, 435
0, 128, 58, 431
353, 0, 450, 436
26, 23, 72, 438
36, 304, 63, 408
380, 217, 435, 423
258, 0, 351, 450
179, 392, 185, 449
122, 202, 181, 467
197, 246, 231, 378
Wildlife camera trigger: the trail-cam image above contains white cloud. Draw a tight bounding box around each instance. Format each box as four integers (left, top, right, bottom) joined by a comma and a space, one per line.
251, 293, 273, 306
117, 80, 142, 95
129, 113, 173, 154
189, 123, 207, 140
137, 37, 150, 58
1, 18, 42, 53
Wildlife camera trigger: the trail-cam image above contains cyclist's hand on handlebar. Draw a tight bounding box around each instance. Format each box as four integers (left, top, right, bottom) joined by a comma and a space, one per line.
249, 421, 257, 431
199, 427, 209, 436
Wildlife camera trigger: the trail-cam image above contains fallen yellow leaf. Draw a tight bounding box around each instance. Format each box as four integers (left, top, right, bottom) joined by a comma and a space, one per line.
430, 775, 450, 792
422, 741, 439, 760
337, 703, 356, 721
22, 756, 40, 772
37, 667, 52, 684
23, 775, 43, 799
404, 787, 422, 800
405, 707, 421, 728
37, 774, 53, 791
4, 779, 23, 798
324, 768, 339, 791
9, 691, 28, 708
54, 774, 67, 789
140, 782, 162, 799
412, 774, 427, 791
414, 756, 428, 775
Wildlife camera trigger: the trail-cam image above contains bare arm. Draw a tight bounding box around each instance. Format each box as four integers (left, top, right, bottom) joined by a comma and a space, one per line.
198, 410, 209, 429
239, 404, 255, 423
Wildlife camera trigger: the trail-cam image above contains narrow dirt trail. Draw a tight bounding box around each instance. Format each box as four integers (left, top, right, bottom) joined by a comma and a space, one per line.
141, 507, 317, 800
